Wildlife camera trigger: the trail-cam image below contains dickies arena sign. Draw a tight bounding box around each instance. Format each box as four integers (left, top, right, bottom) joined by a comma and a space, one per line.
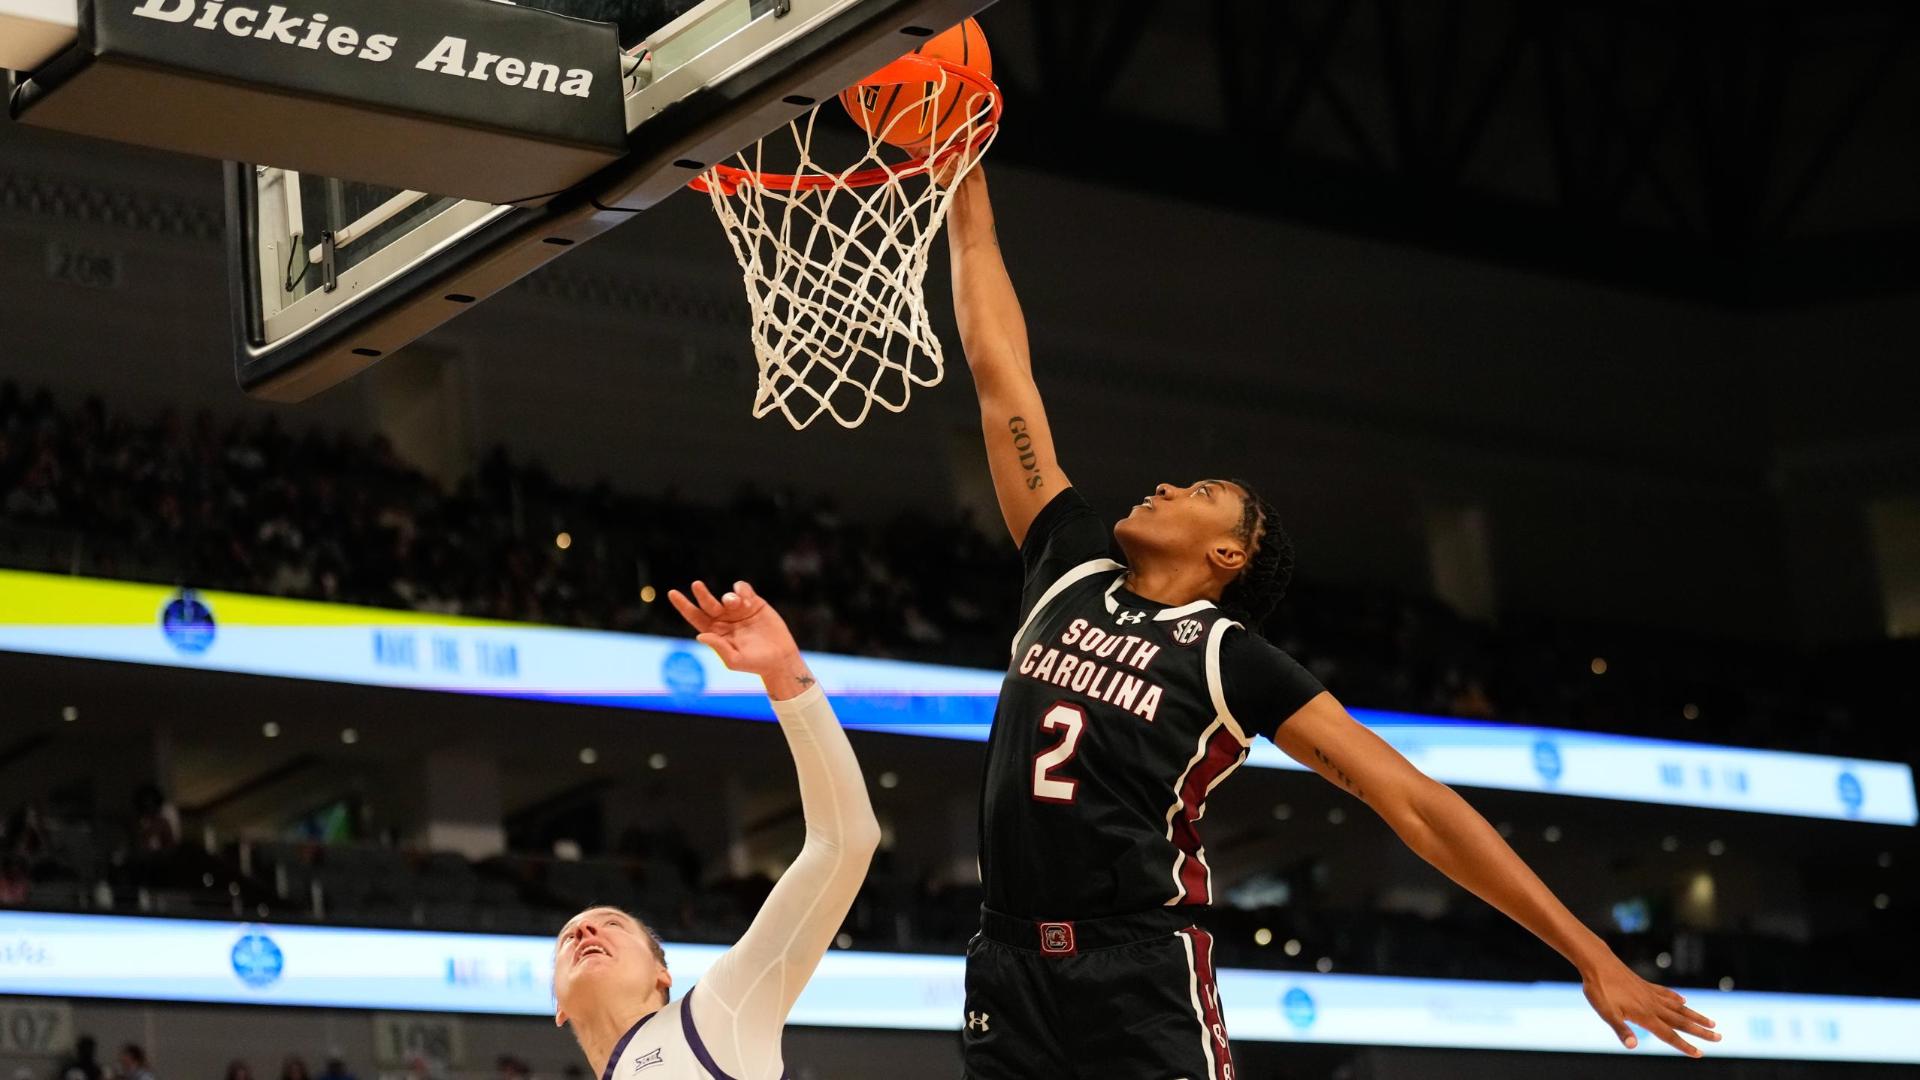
127, 0, 600, 97
10, 0, 628, 203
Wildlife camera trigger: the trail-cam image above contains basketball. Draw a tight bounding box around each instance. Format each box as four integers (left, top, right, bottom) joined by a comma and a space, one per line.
839, 18, 992, 152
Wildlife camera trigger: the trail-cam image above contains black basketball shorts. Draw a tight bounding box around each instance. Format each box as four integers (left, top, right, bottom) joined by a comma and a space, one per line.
960, 908, 1235, 1080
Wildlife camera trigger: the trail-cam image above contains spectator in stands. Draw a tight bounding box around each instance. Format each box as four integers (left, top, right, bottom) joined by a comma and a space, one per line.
222, 1062, 253, 1080
314, 1060, 354, 1080
855, 849, 913, 948
276, 1058, 309, 1080
2, 804, 46, 861
122, 784, 184, 892
1445, 671, 1497, 720
114, 1046, 154, 1080
2, 456, 58, 520
131, 786, 179, 854
493, 1057, 529, 1080
52, 1035, 101, 1080
0, 855, 28, 905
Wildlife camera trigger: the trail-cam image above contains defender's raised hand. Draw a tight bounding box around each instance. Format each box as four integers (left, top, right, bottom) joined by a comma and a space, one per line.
668, 580, 804, 685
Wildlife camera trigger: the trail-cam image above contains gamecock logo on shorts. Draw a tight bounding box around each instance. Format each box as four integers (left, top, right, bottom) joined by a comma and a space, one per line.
1038, 922, 1076, 956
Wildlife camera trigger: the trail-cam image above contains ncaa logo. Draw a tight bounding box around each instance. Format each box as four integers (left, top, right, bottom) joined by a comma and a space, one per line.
1171, 618, 1204, 646
1282, 986, 1316, 1030
1837, 771, 1864, 816
231, 931, 284, 988
160, 589, 217, 655
1532, 740, 1563, 785
661, 650, 707, 699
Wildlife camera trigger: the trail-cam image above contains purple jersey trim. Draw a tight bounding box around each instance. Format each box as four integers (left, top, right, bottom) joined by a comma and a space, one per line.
680, 985, 788, 1080
601, 1009, 659, 1080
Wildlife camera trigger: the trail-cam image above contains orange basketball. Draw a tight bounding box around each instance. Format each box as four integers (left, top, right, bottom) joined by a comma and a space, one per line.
839, 18, 992, 152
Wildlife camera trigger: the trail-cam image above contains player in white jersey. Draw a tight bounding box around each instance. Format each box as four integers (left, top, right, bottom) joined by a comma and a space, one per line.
551, 579, 881, 1080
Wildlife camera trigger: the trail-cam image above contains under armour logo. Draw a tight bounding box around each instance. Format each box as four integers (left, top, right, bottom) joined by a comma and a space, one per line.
633, 1048, 664, 1072
967, 1011, 991, 1032
1171, 618, 1204, 645
1116, 610, 1146, 625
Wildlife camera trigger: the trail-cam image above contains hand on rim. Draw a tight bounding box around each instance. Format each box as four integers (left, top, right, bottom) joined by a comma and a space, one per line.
929, 152, 979, 189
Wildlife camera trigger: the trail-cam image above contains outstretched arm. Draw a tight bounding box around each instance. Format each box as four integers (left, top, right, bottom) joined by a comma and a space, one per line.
1272, 693, 1722, 1058
948, 167, 1068, 547
667, 582, 881, 1079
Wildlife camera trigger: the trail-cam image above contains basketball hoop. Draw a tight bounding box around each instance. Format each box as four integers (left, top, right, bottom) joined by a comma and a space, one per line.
692, 54, 1002, 430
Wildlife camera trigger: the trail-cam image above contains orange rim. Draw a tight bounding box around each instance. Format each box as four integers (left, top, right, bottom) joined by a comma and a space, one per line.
690, 55, 1002, 195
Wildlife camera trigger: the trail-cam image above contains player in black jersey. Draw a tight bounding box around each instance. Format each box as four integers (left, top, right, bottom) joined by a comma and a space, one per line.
944, 167, 1720, 1079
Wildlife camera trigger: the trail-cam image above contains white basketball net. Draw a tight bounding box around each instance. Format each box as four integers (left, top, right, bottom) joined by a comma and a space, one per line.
698, 68, 998, 430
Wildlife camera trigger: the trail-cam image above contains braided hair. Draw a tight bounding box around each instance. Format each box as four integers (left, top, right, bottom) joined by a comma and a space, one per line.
1218, 479, 1294, 630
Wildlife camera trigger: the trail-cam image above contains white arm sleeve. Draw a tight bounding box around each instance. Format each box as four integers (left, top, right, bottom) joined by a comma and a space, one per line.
688, 685, 880, 1079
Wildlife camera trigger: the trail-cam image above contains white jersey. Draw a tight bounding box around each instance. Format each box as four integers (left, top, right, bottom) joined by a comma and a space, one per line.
599, 684, 876, 1080
600, 991, 779, 1080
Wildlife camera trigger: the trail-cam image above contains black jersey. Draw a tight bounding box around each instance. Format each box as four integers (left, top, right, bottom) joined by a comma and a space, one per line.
980, 488, 1325, 920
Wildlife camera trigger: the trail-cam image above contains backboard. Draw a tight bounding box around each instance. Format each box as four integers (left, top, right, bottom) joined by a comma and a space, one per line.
228, 0, 992, 402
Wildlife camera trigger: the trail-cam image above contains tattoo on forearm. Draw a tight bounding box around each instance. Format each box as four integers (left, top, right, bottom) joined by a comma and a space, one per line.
796, 672, 816, 690
1007, 417, 1044, 491
1313, 745, 1363, 800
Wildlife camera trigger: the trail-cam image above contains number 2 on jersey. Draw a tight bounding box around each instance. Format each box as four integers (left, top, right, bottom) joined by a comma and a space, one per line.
1030, 701, 1087, 803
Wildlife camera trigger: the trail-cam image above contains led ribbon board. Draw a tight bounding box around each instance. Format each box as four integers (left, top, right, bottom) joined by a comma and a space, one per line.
0, 912, 1914, 1063
0, 569, 1911, 824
